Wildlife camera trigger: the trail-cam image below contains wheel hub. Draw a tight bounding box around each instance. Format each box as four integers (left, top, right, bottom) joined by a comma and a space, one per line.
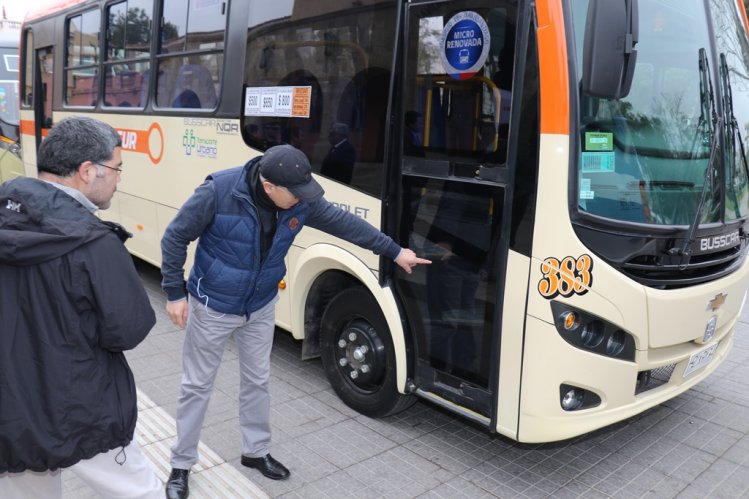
335, 319, 386, 389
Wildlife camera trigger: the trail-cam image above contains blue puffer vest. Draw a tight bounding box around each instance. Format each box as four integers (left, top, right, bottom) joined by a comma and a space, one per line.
186, 162, 308, 317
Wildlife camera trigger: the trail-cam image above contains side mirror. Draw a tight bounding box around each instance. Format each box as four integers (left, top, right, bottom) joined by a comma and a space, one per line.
582, 0, 638, 99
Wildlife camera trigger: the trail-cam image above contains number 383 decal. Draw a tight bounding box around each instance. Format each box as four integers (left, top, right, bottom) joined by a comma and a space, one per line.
537, 254, 593, 299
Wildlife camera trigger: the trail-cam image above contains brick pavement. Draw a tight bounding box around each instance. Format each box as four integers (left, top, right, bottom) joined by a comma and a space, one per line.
63, 260, 749, 498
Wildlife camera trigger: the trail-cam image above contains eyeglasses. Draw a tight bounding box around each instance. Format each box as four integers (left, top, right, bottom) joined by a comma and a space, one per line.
94, 162, 123, 174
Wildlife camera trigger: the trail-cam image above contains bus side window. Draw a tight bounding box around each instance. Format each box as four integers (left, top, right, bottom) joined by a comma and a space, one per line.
157, 0, 225, 110
156, 57, 223, 110
65, 9, 100, 107
103, 0, 153, 109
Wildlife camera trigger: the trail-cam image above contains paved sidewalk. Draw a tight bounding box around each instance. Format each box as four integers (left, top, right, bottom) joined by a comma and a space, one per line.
64, 260, 749, 498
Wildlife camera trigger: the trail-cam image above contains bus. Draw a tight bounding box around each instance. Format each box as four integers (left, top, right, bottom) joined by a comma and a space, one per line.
0, 14, 21, 183
17, 0, 749, 443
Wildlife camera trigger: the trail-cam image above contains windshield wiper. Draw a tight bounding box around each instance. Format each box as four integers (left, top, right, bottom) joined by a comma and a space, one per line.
689, 48, 714, 158
719, 53, 749, 216
676, 116, 722, 262
671, 49, 720, 265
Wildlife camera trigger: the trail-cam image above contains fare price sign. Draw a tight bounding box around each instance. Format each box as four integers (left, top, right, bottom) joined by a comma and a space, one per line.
244, 86, 311, 118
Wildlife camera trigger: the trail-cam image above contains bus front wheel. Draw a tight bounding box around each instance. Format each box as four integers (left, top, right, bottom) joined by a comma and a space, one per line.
320, 287, 414, 417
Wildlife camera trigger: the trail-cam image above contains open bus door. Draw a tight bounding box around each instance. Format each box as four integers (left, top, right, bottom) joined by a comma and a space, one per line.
393, 1, 523, 425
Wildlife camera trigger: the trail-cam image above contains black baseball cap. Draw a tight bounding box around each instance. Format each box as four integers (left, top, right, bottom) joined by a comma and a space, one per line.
259, 145, 324, 203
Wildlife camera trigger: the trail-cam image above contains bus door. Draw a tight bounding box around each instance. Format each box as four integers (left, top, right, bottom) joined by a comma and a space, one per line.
393, 1, 518, 423
33, 47, 53, 150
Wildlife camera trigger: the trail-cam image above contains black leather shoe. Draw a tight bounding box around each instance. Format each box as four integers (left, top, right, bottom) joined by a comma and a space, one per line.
165, 468, 190, 499
241, 454, 290, 480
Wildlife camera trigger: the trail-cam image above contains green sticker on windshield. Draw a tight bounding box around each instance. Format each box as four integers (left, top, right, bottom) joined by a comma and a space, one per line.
585, 132, 614, 151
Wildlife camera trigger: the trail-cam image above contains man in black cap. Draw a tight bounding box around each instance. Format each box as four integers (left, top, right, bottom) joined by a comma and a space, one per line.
160, 144, 429, 498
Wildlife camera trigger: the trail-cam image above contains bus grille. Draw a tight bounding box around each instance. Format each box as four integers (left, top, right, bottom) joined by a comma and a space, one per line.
635, 364, 676, 395
621, 245, 745, 289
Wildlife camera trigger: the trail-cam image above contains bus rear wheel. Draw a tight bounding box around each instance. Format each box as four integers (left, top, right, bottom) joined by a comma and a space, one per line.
320, 287, 414, 417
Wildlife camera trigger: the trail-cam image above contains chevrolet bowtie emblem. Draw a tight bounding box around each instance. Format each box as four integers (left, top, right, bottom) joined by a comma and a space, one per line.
707, 293, 727, 312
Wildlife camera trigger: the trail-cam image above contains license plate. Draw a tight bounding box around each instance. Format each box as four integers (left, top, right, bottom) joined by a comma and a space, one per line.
683, 343, 718, 378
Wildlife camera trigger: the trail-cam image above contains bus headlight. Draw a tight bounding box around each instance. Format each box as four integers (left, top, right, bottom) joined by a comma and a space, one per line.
606, 330, 626, 356
559, 384, 601, 411
580, 320, 605, 348
560, 388, 584, 410
551, 302, 636, 361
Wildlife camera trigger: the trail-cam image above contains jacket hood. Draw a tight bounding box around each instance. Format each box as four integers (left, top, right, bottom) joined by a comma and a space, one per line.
0, 178, 112, 266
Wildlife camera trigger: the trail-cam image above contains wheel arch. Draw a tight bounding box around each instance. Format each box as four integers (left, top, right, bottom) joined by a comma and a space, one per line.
289, 243, 409, 394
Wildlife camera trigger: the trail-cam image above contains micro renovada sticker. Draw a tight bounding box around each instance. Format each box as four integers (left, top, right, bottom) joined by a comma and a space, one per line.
440, 11, 491, 80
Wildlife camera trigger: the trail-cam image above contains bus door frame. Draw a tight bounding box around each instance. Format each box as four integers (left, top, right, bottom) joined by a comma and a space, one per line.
389, 0, 530, 428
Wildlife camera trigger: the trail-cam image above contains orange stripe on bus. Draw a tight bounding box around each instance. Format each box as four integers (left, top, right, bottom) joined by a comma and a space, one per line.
20, 120, 48, 137
20, 120, 34, 136
536, 0, 570, 135
21, 120, 163, 163
737, 0, 749, 35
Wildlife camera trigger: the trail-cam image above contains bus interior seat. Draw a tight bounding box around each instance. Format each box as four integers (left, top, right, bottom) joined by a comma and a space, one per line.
172, 64, 216, 109
172, 89, 201, 108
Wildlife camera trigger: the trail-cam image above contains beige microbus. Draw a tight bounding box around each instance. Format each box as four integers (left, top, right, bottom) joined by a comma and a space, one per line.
16, 0, 749, 442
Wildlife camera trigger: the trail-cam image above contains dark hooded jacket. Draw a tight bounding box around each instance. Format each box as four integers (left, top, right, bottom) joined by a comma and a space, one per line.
0, 177, 155, 473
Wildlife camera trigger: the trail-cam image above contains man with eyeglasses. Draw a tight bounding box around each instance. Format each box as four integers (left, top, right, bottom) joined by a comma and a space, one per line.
161, 144, 430, 498
0, 116, 163, 498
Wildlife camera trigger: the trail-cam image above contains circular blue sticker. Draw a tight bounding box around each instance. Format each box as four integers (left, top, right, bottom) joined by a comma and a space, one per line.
440, 11, 491, 80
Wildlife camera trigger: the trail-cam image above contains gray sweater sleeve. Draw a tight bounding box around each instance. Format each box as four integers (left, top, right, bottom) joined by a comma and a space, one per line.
305, 198, 402, 260
160, 180, 217, 301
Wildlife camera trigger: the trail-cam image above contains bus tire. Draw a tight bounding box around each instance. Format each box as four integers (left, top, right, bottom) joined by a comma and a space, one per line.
320, 286, 415, 417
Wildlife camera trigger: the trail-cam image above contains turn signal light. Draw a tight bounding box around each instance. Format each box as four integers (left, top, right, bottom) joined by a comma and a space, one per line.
561, 311, 579, 330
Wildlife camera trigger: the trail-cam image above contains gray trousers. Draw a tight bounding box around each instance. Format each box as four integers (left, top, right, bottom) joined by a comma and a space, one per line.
170, 295, 276, 469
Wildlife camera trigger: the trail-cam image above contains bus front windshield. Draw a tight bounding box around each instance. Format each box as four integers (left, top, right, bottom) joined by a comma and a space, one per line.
572, 0, 749, 227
